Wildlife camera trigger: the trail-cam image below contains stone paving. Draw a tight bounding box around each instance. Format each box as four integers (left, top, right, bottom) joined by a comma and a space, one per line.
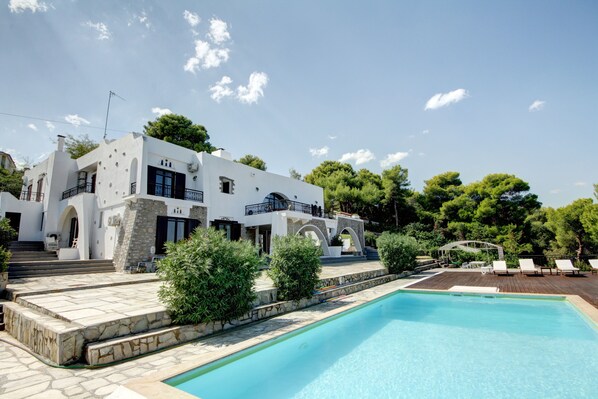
0, 271, 435, 399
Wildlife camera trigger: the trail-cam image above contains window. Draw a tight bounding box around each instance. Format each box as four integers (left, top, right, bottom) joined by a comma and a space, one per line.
98, 211, 103, 228
155, 216, 200, 253
220, 177, 234, 194
211, 219, 241, 241
147, 166, 186, 200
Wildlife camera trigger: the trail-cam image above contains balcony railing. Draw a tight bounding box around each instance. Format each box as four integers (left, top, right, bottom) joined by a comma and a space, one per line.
62, 183, 94, 200
148, 183, 204, 203
19, 191, 44, 202
245, 200, 322, 216
130, 181, 136, 195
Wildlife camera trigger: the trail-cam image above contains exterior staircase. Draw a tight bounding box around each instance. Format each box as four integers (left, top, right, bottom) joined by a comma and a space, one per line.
320, 255, 367, 265
7, 241, 115, 279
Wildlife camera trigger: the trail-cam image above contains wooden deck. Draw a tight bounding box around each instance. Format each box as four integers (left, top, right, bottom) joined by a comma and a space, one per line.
408, 270, 598, 308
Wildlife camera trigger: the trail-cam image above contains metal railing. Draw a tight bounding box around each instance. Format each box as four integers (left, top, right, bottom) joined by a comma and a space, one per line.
148, 183, 203, 203
61, 183, 94, 200
130, 181, 136, 195
19, 191, 44, 202
245, 200, 319, 216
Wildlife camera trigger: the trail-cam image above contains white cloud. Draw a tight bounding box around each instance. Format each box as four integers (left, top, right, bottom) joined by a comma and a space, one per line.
574, 181, 587, 187
183, 10, 200, 27
340, 149, 375, 165
208, 18, 230, 44
8, 0, 48, 13
309, 146, 329, 157
380, 152, 409, 168
529, 100, 546, 112
65, 114, 90, 127
418, 152, 426, 157
422, 129, 429, 135
151, 107, 172, 117
209, 76, 234, 103
237, 72, 269, 104
328, 135, 337, 140
184, 40, 230, 73
45, 121, 55, 132
27, 123, 38, 131
425, 88, 469, 110
130, 10, 151, 29
550, 189, 561, 194
84, 21, 111, 40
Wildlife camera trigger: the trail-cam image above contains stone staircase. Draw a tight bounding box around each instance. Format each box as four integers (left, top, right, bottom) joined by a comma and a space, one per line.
364, 246, 380, 260
3, 264, 401, 366
9, 260, 116, 279
320, 255, 367, 265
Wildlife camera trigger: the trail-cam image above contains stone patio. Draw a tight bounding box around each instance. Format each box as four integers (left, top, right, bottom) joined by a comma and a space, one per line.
0, 270, 435, 399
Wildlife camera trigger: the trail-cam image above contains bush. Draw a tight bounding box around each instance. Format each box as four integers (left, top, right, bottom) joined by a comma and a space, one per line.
376, 232, 419, 273
0, 218, 17, 248
157, 228, 263, 325
364, 231, 378, 248
330, 234, 343, 246
268, 235, 322, 301
0, 246, 11, 273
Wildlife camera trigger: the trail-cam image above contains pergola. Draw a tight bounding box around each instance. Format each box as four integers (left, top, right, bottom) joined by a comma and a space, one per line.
438, 240, 504, 262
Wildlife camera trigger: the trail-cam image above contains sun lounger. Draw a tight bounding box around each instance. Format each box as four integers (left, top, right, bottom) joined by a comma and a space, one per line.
518, 259, 542, 275
492, 260, 509, 275
555, 259, 580, 276
588, 259, 598, 274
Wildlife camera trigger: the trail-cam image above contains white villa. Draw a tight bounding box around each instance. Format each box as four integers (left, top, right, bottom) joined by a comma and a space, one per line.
0, 133, 364, 271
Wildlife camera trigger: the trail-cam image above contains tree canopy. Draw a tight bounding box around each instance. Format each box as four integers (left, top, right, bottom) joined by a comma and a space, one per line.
144, 114, 215, 153
65, 134, 99, 159
236, 154, 267, 171
0, 168, 23, 198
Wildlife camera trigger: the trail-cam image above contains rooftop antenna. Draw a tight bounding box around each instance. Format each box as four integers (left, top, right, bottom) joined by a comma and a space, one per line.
103, 90, 126, 139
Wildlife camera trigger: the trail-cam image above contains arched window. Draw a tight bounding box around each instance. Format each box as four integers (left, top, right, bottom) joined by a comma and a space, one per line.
263, 193, 288, 211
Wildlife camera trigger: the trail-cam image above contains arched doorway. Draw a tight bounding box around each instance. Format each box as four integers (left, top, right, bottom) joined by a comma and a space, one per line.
58, 206, 79, 248
296, 224, 330, 256
338, 227, 363, 255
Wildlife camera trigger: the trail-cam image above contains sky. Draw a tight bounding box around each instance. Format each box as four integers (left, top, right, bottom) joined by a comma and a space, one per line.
1, 0, 597, 208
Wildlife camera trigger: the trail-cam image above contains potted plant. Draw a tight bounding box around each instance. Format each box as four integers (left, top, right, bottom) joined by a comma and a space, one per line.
0, 246, 11, 293
329, 234, 343, 257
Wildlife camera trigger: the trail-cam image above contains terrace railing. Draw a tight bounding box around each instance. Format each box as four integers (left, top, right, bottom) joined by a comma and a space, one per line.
61, 183, 94, 200
147, 183, 204, 203
19, 191, 44, 202
245, 199, 315, 216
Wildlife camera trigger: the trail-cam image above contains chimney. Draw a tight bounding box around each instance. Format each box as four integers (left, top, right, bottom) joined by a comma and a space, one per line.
211, 148, 232, 161
57, 135, 65, 152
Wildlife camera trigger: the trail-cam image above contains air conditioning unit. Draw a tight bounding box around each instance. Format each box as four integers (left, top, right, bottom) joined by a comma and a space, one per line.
187, 162, 199, 173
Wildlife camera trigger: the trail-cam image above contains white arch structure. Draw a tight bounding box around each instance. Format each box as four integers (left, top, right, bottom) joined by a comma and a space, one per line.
296, 224, 330, 256
438, 240, 504, 261
338, 226, 363, 254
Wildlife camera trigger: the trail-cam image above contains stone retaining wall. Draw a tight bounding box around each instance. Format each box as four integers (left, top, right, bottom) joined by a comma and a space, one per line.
85, 273, 400, 365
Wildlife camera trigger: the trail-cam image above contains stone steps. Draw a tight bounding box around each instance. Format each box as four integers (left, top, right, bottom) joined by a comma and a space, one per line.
9, 260, 115, 279
320, 255, 367, 265
85, 273, 399, 366
7, 241, 45, 252
9, 251, 58, 262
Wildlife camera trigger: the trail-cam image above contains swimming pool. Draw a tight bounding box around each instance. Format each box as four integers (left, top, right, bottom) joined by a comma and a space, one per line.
167, 291, 598, 398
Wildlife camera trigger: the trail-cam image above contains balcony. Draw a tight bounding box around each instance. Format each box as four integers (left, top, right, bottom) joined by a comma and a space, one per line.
19, 191, 44, 202
62, 183, 94, 200
245, 200, 321, 216
147, 183, 204, 203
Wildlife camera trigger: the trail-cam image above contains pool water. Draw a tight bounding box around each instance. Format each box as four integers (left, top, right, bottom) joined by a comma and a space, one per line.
167, 292, 598, 398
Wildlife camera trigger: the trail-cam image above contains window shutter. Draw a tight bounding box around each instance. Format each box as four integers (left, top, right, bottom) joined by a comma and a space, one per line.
231, 223, 241, 241
174, 172, 186, 199
187, 219, 200, 236
155, 216, 168, 254
147, 166, 157, 195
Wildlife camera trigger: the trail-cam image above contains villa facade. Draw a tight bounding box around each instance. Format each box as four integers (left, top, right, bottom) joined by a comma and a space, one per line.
0, 133, 364, 271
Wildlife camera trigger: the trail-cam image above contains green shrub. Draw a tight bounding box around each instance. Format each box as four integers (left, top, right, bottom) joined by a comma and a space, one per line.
157, 228, 263, 325
376, 232, 418, 273
330, 234, 343, 246
268, 235, 322, 301
0, 246, 11, 273
0, 218, 17, 248
364, 231, 378, 248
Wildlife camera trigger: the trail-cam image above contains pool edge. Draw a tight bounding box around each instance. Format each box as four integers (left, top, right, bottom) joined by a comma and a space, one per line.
116, 276, 598, 399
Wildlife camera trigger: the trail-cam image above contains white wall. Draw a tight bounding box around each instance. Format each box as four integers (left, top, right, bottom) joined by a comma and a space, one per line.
0, 192, 43, 241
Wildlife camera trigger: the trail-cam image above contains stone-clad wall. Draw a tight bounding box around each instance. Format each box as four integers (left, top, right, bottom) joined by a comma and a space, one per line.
113, 198, 207, 272
287, 219, 330, 241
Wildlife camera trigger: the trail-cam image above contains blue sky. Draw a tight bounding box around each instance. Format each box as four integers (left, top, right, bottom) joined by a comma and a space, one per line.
1, 0, 596, 208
